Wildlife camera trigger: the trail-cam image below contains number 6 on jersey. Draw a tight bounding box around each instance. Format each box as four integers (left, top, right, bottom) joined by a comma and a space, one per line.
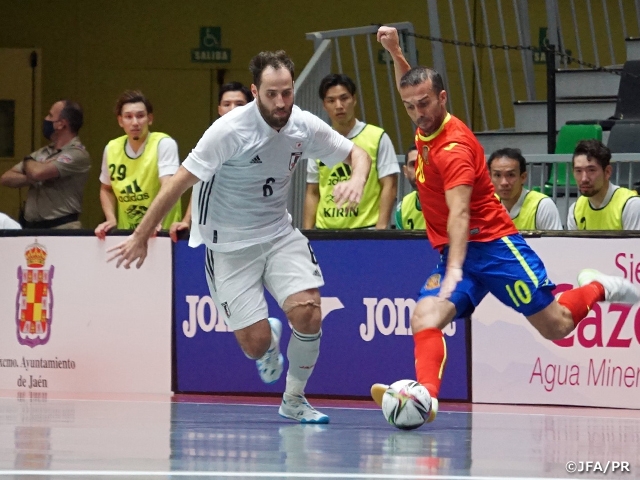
263, 177, 275, 197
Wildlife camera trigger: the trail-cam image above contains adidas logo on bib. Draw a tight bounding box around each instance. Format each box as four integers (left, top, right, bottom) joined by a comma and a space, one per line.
250, 155, 262, 164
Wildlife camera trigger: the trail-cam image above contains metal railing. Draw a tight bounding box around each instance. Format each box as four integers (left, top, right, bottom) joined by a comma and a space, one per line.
524, 154, 640, 226
393, 154, 640, 229
547, 0, 640, 69
288, 2, 640, 229
294, 2, 640, 136
425, 0, 537, 131
300, 21, 417, 150
289, 22, 418, 228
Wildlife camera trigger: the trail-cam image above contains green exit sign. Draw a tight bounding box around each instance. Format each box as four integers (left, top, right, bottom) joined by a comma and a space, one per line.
191, 27, 231, 64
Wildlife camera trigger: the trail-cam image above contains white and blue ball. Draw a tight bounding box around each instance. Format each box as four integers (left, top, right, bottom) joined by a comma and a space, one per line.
381, 379, 432, 430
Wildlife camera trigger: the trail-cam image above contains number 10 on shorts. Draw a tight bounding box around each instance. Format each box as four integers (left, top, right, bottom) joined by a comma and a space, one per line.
505, 280, 532, 307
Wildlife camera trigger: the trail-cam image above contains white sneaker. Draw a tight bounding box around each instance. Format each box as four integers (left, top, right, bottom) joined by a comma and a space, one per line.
578, 269, 640, 304
278, 393, 329, 424
256, 317, 284, 384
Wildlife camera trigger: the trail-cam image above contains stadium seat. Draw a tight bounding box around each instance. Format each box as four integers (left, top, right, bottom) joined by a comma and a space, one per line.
565, 60, 640, 131
606, 121, 640, 189
544, 124, 603, 196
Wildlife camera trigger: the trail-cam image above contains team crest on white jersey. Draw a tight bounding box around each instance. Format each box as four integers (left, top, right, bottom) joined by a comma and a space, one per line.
289, 152, 303, 171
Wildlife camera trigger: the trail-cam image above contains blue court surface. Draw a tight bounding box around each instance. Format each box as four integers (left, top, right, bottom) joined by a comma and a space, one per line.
0, 392, 638, 479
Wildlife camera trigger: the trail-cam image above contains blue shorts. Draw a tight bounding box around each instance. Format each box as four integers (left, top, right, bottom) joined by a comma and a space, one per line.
418, 234, 556, 318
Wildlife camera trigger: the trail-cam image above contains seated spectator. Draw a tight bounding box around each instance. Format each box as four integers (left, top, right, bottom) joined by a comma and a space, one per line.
0, 212, 21, 229
488, 147, 562, 230
95, 90, 182, 238
304, 73, 398, 229
0, 100, 91, 229
568, 139, 640, 230
169, 82, 253, 242
395, 145, 425, 230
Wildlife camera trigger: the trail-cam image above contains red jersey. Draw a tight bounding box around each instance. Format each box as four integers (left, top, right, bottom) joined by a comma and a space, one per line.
415, 113, 517, 250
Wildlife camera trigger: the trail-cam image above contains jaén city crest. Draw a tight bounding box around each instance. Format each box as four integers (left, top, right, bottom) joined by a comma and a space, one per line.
16, 240, 54, 347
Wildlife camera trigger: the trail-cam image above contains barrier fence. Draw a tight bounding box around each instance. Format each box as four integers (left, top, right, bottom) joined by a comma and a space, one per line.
1, 231, 640, 410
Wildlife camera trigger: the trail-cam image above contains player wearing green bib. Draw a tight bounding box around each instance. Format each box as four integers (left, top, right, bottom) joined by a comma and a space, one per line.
95, 90, 181, 238
304, 74, 399, 230
568, 140, 640, 230
488, 148, 562, 231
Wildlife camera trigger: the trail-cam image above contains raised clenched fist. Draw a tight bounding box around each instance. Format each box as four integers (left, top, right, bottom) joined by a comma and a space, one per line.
377, 26, 400, 52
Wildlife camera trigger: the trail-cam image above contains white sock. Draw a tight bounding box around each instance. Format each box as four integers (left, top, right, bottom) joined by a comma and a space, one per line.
285, 329, 321, 397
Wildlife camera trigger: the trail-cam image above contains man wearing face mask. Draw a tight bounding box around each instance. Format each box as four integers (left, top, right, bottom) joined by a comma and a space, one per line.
0, 100, 91, 229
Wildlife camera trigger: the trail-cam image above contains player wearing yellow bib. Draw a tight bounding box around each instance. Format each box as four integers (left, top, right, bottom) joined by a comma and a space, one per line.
304, 74, 399, 230
488, 148, 562, 230
568, 139, 640, 230
395, 145, 426, 230
95, 90, 182, 238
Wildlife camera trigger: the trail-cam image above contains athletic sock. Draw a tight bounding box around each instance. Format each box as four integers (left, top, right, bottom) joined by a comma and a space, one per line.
414, 328, 447, 399
285, 329, 321, 397
556, 282, 606, 326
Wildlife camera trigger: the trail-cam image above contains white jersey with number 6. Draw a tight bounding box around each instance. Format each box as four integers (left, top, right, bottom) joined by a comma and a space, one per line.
183, 101, 353, 252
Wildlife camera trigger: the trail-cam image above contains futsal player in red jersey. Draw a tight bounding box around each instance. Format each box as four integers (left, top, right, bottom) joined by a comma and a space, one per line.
372, 26, 640, 424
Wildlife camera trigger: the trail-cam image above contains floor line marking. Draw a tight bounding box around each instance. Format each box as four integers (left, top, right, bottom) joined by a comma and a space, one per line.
0, 471, 574, 479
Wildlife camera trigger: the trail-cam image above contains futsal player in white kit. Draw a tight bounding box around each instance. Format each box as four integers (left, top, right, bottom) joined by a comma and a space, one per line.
107, 50, 371, 424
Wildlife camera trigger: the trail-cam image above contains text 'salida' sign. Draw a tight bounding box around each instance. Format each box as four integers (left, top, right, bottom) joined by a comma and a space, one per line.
191, 27, 231, 63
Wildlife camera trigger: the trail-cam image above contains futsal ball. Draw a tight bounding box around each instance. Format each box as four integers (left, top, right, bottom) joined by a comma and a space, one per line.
381, 380, 432, 430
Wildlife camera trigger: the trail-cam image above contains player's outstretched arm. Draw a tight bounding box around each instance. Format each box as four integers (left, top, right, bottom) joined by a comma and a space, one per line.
377, 26, 412, 91
439, 185, 472, 299
107, 165, 199, 269
333, 145, 371, 208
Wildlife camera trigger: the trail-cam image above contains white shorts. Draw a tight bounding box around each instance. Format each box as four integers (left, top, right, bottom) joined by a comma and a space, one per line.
204, 228, 324, 331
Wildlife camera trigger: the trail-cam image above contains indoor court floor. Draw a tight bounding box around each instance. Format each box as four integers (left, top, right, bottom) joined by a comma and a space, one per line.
0, 390, 638, 479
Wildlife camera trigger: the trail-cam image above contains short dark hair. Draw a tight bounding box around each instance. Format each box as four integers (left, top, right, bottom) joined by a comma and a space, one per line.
572, 139, 611, 169
58, 100, 83, 134
249, 51, 295, 88
405, 145, 418, 165
218, 82, 252, 105
115, 90, 153, 116
487, 147, 527, 175
318, 73, 356, 100
399, 66, 444, 94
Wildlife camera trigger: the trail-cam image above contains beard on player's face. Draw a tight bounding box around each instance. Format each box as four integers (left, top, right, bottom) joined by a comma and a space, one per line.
256, 93, 292, 130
